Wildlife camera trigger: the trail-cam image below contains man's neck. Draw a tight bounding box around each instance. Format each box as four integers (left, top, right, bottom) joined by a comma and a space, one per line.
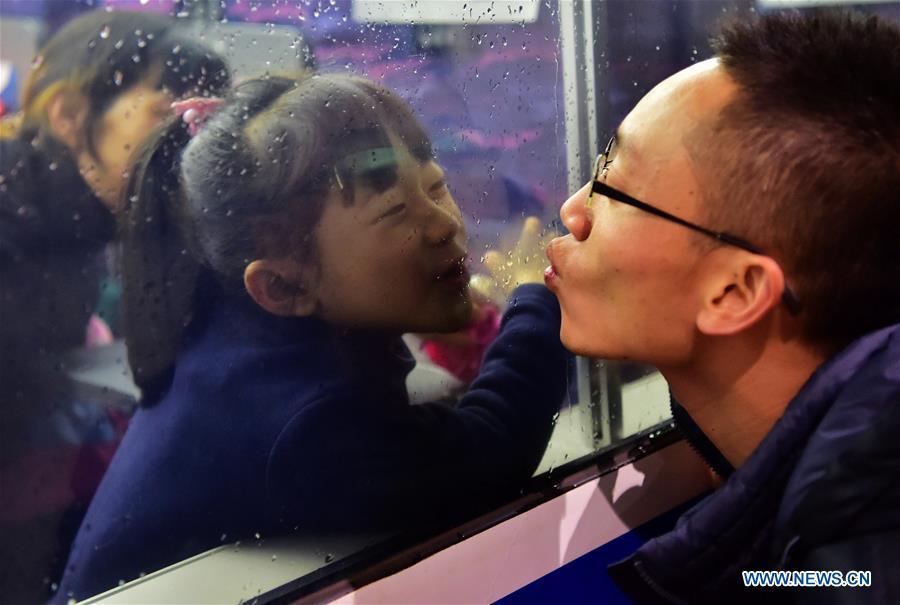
662, 335, 827, 469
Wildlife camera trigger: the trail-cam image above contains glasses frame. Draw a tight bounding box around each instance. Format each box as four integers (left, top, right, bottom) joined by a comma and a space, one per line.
587, 136, 802, 315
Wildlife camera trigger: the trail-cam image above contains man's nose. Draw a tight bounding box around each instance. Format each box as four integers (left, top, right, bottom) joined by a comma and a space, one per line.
559, 182, 592, 241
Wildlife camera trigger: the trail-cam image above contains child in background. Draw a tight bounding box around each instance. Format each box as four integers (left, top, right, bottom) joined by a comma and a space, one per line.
56, 73, 568, 602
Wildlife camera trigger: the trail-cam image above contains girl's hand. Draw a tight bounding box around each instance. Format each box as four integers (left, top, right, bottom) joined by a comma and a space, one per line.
481, 217, 554, 298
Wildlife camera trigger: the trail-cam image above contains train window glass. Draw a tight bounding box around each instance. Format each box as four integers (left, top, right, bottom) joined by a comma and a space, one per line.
2, 1, 896, 603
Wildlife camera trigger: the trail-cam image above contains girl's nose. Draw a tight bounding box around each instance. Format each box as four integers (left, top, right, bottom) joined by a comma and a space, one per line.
560, 182, 592, 242
423, 199, 462, 247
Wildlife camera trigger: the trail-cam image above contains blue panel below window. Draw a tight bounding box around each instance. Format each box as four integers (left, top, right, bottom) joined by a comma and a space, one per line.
494, 500, 697, 605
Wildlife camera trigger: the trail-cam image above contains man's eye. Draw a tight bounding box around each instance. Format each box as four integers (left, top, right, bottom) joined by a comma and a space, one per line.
601, 161, 613, 180
430, 180, 449, 198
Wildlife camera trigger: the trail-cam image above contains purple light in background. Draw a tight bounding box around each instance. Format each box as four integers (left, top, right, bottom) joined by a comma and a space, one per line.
101, 0, 178, 13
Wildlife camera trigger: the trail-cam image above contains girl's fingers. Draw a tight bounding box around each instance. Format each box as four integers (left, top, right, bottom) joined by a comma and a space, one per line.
481, 218, 550, 295
483, 250, 504, 279
516, 216, 541, 252
469, 274, 500, 303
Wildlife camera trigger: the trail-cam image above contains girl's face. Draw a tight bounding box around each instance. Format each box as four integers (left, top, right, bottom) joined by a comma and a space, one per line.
310, 144, 473, 334
78, 78, 174, 210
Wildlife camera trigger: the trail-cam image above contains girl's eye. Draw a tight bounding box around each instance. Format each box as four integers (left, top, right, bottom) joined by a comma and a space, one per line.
377, 203, 406, 222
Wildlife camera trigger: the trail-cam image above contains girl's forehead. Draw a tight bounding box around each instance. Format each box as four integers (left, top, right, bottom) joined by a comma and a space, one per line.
339, 143, 429, 178
337, 146, 401, 176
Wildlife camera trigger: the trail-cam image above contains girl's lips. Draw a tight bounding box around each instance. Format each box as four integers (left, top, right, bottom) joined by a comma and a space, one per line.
445, 266, 471, 287
436, 258, 470, 288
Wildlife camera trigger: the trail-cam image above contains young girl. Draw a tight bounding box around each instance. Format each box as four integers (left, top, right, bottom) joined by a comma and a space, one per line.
56, 74, 568, 602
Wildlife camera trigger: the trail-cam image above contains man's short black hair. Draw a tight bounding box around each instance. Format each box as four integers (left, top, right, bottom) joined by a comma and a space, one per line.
696, 10, 900, 353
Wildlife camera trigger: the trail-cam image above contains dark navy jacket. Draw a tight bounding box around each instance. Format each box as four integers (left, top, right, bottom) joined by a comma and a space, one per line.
1, 138, 115, 438
55, 284, 567, 602
1, 137, 116, 603
610, 322, 900, 604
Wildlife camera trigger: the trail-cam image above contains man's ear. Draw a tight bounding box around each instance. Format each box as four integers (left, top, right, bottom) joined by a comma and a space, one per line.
45, 88, 88, 153
243, 259, 318, 318
696, 254, 785, 336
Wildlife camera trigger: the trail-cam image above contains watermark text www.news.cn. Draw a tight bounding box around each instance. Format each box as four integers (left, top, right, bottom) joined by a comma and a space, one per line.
742, 570, 872, 588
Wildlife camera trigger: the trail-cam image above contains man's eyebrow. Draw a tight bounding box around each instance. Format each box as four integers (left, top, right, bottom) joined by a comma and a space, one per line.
612, 124, 639, 165
613, 125, 624, 150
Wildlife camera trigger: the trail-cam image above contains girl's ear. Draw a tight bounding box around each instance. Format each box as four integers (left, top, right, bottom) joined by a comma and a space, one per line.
45, 88, 88, 153
243, 259, 317, 317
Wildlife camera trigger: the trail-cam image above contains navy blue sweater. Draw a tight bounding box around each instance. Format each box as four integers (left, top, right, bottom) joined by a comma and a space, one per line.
56, 284, 567, 602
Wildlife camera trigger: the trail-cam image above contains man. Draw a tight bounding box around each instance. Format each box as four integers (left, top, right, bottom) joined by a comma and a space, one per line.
545, 11, 899, 604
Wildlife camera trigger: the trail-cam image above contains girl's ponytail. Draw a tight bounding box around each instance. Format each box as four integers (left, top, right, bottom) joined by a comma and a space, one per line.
119, 79, 299, 402
120, 118, 201, 402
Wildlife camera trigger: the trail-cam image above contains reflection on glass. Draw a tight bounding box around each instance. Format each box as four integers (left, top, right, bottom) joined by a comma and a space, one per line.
46, 67, 571, 602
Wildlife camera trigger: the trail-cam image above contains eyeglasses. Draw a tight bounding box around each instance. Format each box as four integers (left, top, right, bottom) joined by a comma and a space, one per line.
587, 135, 802, 315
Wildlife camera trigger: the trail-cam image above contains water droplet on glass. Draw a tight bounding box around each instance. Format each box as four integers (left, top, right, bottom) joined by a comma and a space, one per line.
113, 71, 123, 86
99, 25, 110, 39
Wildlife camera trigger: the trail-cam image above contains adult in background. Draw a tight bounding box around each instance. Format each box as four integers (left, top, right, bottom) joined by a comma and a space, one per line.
0, 10, 229, 601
